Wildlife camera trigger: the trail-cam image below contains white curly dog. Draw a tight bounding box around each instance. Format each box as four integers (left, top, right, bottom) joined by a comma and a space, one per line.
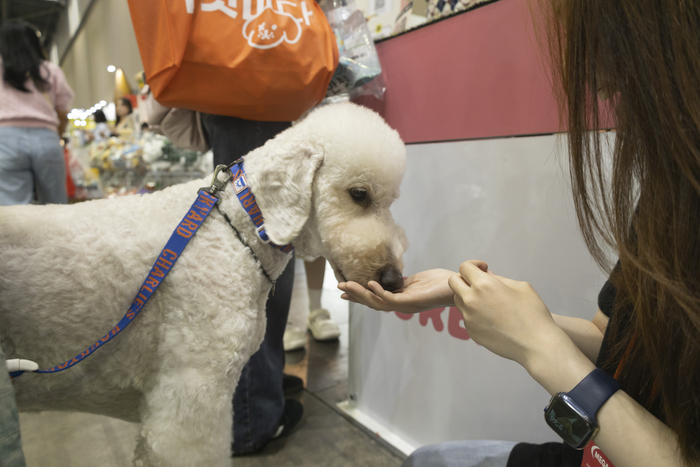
0, 103, 407, 466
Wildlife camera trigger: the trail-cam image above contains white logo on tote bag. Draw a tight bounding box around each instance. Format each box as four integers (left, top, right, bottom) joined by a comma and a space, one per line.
186, 0, 314, 49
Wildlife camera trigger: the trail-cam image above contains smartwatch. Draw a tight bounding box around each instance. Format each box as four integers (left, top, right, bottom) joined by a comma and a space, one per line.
544, 368, 620, 449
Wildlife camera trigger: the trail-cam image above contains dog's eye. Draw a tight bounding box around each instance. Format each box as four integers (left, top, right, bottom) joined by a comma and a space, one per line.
349, 187, 368, 203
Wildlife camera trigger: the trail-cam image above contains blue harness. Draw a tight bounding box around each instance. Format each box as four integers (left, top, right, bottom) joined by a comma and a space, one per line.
9, 162, 291, 378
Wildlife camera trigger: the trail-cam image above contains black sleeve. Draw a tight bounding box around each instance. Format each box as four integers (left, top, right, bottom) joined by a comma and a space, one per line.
597, 261, 621, 317
506, 442, 583, 467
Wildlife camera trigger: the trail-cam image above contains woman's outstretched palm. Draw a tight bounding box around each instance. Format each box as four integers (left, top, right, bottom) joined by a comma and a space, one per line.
337, 269, 456, 313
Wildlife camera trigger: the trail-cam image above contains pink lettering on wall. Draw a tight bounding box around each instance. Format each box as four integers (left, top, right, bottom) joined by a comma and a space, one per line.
419, 307, 445, 332
447, 307, 470, 340
392, 306, 469, 341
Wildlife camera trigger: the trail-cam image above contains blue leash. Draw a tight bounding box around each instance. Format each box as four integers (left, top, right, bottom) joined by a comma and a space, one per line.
9, 168, 229, 379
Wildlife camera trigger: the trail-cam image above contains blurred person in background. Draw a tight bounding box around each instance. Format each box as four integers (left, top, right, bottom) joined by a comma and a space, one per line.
0, 20, 74, 206
113, 96, 136, 139
91, 109, 111, 143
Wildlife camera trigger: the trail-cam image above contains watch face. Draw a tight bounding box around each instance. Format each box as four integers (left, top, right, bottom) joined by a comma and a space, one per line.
544, 395, 597, 449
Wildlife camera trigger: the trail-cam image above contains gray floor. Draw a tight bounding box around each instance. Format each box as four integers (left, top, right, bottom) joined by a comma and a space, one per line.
17, 259, 406, 466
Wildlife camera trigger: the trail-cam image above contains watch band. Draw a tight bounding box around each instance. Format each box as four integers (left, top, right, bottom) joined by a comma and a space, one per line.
566, 368, 621, 418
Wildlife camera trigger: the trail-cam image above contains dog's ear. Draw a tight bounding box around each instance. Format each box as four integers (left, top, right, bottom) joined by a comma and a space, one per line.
250, 145, 324, 245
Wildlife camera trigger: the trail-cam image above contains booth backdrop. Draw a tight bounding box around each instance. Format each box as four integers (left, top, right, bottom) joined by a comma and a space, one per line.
346, 0, 613, 454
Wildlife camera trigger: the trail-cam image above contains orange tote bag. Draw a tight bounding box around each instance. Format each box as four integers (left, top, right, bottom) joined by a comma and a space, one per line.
127, 0, 339, 121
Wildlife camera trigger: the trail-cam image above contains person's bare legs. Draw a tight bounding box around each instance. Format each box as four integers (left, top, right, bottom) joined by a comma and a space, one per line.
304, 258, 340, 341
304, 257, 325, 309
283, 258, 340, 351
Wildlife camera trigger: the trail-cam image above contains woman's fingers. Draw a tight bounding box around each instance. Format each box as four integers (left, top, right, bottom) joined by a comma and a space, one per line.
458, 260, 490, 286
448, 273, 470, 296
344, 281, 389, 301
367, 280, 390, 296
344, 281, 400, 303
338, 281, 393, 311
449, 260, 491, 297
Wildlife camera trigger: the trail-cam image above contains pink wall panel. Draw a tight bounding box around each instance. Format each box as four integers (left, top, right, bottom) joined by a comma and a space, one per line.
355, 0, 561, 143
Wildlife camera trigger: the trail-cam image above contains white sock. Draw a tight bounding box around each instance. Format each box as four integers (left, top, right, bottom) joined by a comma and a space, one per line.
308, 288, 322, 311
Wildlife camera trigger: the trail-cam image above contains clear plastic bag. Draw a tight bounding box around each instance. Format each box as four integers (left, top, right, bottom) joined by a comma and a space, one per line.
322, 0, 386, 101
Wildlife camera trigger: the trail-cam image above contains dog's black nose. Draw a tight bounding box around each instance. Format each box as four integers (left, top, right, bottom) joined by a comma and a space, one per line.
379, 269, 404, 291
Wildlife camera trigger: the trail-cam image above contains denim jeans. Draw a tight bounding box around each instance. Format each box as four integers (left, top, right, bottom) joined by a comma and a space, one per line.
0, 345, 27, 467
0, 126, 68, 206
201, 113, 294, 454
402, 440, 517, 467
232, 258, 295, 453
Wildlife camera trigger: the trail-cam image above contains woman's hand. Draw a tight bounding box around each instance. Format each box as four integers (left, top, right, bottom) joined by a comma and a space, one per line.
449, 260, 568, 370
338, 269, 457, 313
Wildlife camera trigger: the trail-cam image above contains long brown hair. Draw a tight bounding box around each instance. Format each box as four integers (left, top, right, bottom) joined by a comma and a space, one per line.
539, 0, 700, 463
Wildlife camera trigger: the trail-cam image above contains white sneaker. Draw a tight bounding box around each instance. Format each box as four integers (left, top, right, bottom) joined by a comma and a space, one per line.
307, 308, 341, 341
283, 322, 306, 351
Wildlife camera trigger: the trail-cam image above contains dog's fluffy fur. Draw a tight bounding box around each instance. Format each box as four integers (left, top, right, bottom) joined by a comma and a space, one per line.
0, 103, 407, 466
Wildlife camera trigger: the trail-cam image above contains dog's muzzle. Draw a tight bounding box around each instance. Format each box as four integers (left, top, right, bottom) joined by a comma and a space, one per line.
379, 268, 404, 291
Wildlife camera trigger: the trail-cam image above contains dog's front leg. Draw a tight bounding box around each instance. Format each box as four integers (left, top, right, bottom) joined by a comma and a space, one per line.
132, 366, 238, 467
